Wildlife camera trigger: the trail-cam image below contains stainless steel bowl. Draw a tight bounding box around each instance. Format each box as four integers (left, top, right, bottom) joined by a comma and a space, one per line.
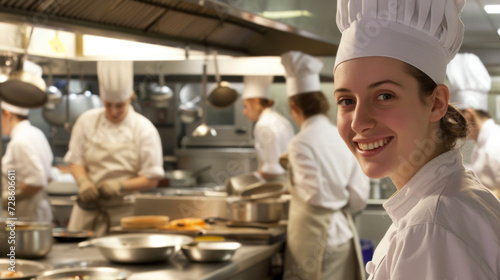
181, 241, 241, 262
0, 221, 53, 259
36, 267, 131, 280
0, 259, 47, 280
78, 233, 193, 264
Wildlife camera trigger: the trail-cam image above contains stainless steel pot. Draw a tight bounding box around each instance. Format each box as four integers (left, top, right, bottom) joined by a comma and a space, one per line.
0, 221, 53, 259
226, 197, 288, 223
78, 233, 193, 263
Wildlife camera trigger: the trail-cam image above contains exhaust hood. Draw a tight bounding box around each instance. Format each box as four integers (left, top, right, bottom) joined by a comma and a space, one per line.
0, 0, 338, 57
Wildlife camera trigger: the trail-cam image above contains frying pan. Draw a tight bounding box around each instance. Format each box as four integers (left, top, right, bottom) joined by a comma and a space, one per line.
206, 51, 238, 108
0, 26, 47, 108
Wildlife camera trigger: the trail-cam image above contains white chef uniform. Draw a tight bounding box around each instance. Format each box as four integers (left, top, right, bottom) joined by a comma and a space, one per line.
243, 75, 294, 176
368, 149, 500, 280
281, 51, 370, 280
446, 53, 500, 192
334, 1, 499, 279
64, 61, 164, 235
470, 119, 500, 192
1, 104, 54, 223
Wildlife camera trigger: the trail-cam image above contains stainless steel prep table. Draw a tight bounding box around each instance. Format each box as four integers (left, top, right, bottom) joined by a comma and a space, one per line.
39, 240, 283, 280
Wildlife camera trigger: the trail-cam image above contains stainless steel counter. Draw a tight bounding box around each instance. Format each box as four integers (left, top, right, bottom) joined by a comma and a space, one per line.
40, 240, 283, 280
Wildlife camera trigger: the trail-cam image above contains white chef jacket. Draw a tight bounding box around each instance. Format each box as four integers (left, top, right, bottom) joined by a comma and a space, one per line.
367, 149, 500, 280
254, 108, 294, 174
64, 107, 164, 179
2, 120, 53, 221
471, 119, 500, 192
288, 114, 370, 246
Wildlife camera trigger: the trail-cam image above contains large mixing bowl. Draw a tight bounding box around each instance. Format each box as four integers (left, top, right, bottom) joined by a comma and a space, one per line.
0, 221, 53, 259
0, 259, 47, 280
37, 267, 131, 280
78, 233, 193, 264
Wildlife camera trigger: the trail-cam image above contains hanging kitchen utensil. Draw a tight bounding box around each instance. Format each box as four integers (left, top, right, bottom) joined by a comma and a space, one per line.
0, 26, 47, 108
44, 62, 62, 110
150, 65, 173, 108
206, 51, 239, 108
178, 83, 202, 124
192, 56, 217, 137
0, 51, 19, 80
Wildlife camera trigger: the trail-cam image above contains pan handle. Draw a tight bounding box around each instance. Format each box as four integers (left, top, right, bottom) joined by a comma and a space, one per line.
78, 240, 95, 248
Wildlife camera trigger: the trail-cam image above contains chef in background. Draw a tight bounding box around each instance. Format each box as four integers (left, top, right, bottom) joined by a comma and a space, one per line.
1, 100, 53, 223
281, 51, 370, 280
64, 61, 164, 235
242, 75, 294, 181
447, 53, 500, 199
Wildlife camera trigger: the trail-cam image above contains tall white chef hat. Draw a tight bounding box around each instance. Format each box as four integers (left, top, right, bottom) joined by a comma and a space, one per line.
1, 101, 28, 116
97, 61, 134, 102
242, 76, 274, 100
446, 53, 491, 111
281, 51, 323, 97
334, 0, 465, 85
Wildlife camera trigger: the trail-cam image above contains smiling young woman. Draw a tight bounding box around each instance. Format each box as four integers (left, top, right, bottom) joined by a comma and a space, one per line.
333, 0, 500, 279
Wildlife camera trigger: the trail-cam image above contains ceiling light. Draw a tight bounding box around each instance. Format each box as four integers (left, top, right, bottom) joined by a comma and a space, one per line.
262, 10, 313, 19
484, 5, 500, 14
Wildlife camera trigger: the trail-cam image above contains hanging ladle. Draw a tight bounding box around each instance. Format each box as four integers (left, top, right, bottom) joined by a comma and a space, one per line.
192, 57, 216, 137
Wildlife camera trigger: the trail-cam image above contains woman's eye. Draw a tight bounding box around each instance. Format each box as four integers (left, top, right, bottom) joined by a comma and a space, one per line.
337, 99, 354, 106
377, 93, 393, 101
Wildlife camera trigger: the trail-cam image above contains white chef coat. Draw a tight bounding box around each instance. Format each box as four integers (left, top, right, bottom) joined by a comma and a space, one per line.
288, 114, 370, 246
367, 149, 500, 280
2, 120, 53, 222
64, 106, 164, 179
254, 108, 294, 175
471, 119, 500, 192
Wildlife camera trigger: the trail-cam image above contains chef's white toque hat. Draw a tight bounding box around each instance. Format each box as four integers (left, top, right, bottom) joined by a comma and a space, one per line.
334, 0, 465, 85
281, 51, 323, 97
446, 53, 491, 111
1, 101, 28, 116
242, 76, 274, 100
97, 61, 134, 102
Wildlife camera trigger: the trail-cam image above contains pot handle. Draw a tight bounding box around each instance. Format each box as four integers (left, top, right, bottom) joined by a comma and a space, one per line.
78, 240, 95, 248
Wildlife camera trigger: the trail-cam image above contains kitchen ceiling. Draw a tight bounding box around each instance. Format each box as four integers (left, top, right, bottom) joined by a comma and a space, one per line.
1, 0, 500, 77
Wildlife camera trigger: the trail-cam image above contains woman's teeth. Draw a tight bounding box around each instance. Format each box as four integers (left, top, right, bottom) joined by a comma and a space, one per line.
358, 138, 389, 151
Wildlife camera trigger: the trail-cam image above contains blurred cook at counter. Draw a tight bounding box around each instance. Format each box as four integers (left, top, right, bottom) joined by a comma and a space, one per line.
64, 60, 164, 236
1, 101, 54, 223
281, 51, 370, 280
242, 75, 295, 181
447, 53, 500, 199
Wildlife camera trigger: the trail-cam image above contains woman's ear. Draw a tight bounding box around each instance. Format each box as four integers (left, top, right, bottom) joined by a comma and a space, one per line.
429, 84, 449, 123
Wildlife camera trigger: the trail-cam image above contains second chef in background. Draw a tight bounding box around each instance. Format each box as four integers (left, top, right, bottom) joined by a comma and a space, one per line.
242, 75, 295, 181
281, 51, 370, 280
64, 61, 165, 235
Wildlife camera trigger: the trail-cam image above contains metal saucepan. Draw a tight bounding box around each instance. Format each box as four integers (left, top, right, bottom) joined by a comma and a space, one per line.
0, 259, 48, 280
164, 165, 211, 187
206, 51, 238, 108
226, 196, 290, 223
78, 233, 193, 263
37, 267, 131, 280
0, 221, 53, 259
0, 27, 47, 108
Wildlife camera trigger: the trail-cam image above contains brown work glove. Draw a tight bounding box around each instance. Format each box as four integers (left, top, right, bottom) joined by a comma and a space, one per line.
97, 180, 124, 199
77, 177, 99, 203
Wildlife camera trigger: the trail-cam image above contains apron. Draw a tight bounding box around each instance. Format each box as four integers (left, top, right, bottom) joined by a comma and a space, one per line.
68, 112, 139, 236
283, 158, 365, 280
1, 176, 52, 223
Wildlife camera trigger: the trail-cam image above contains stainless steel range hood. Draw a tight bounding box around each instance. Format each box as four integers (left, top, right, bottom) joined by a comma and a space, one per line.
0, 0, 338, 57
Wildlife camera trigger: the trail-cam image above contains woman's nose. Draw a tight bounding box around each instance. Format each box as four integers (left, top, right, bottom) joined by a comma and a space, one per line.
351, 101, 375, 134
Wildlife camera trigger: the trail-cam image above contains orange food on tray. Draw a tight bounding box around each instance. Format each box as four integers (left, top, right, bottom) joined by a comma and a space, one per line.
0, 270, 24, 278
157, 218, 207, 231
